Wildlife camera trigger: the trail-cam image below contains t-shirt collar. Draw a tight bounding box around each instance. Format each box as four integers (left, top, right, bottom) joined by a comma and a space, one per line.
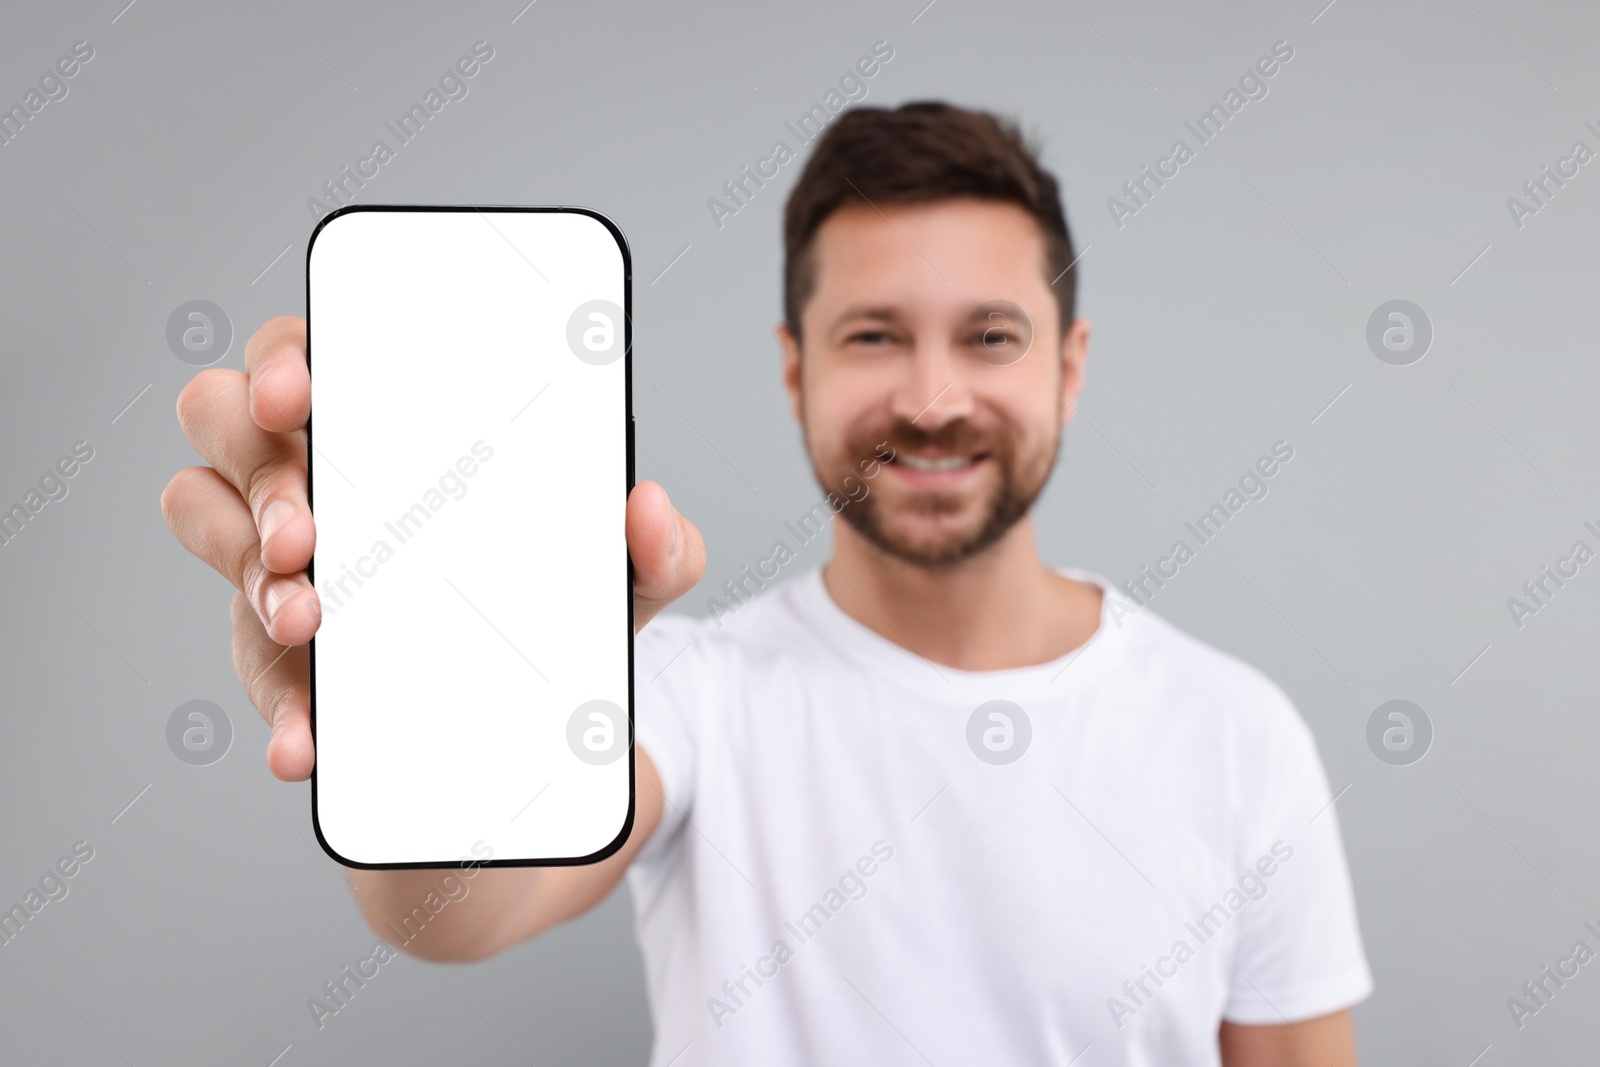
791, 564, 1138, 697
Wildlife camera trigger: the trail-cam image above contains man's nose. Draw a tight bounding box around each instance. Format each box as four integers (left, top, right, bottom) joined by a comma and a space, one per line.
890, 338, 974, 429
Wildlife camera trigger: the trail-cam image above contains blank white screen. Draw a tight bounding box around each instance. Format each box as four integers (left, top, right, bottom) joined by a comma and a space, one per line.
308, 208, 631, 867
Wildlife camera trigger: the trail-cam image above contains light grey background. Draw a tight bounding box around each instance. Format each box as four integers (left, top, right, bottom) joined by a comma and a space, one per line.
1, 0, 1596, 1063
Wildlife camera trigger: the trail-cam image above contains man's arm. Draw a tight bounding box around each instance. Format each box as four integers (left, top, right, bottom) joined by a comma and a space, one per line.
1219, 1009, 1357, 1067
341, 746, 667, 961
164, 316, 705, 963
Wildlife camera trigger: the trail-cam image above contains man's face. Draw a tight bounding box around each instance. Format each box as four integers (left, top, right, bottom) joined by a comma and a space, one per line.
781, 198, 1090, 568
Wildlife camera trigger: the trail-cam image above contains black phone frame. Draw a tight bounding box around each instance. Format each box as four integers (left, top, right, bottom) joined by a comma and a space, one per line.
304, 203, 636, 870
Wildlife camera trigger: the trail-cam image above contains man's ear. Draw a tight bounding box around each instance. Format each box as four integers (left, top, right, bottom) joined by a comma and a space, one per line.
1059, 317, 1091, 427
778, 323, 804, 424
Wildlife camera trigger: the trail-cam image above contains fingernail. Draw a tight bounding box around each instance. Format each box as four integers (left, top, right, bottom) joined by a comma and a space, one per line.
667, 507, 682, 552
260, 499, 295, 546
264, 576, 301, 620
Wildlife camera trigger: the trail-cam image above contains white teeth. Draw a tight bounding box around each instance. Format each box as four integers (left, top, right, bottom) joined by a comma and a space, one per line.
898, 454, 972, 472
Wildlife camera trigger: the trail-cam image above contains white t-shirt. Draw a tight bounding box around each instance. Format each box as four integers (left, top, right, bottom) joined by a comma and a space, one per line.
627, 567, 1371, 1066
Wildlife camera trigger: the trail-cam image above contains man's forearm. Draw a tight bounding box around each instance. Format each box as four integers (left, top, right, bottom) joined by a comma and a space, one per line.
340, 749, 665, 963
1219, 1009, 1357, 1067
345, 867, 542, 962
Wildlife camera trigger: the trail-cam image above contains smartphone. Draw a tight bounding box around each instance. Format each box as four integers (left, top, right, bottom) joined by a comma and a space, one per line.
305, 205, 633, 868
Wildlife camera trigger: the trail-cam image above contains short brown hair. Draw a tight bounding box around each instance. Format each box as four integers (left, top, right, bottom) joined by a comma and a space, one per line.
782, 101, 1076, 339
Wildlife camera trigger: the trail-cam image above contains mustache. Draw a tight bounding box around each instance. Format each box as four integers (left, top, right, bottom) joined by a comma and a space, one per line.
849, 418, 1005, 462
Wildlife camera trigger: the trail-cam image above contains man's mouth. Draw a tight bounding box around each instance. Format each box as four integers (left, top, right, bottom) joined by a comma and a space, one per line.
885, 450, 989, 483
895, 452, 981, 471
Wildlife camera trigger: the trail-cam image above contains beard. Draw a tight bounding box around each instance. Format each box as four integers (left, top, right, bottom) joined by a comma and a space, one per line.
808, 409, 1059, 569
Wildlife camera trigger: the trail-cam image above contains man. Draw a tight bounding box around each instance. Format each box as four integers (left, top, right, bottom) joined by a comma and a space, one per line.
163, 101, 1370, 1065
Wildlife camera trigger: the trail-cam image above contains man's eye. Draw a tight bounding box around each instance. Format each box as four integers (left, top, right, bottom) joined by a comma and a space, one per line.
848, 330, 892, 345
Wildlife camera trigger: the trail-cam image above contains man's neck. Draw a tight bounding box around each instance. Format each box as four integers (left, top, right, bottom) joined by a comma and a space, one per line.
822, 515, 1104, 672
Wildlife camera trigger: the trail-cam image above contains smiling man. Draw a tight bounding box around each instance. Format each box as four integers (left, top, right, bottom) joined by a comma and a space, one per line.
163, 101, 1370, 1065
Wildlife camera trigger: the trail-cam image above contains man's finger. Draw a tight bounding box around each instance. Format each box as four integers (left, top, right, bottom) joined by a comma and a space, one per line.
163, 466, 320, 645
627, 480, 705, 632
245, 316, 311, 433
231, 591, 314, 781
175, 368, 313, 575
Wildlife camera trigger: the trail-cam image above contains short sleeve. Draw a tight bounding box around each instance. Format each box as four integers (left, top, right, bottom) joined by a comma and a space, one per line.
1223, 690, 1373, 1024
632, 611, 712, 863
